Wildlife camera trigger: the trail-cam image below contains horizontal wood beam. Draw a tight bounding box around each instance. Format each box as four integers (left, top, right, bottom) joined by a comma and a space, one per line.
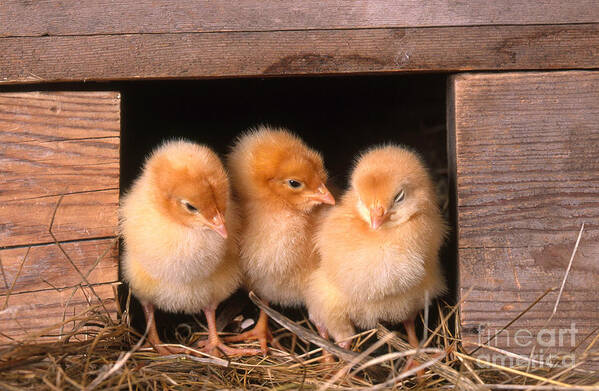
1, 139, 119, 202
0, 238, 118, 296
0, 92, 120, 142
1, 24, 598, 84
2, 0, 598, 38
0, 190, 119, 248
0, 283, 118, 343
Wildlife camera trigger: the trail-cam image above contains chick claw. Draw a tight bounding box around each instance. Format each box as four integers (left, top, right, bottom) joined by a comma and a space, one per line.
402, 357, 426, 382
151, 343, 200, 356
402, 318, 425, 381
222, 323, 277, 355
199, 306, 262, 357
142, 302, 200, 356
222, 309, 283, 355
315, 324, 336, 364
198, 338, 261, 358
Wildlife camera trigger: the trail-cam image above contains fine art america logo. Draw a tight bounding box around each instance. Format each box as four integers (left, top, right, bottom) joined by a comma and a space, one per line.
475, 323, 578, 367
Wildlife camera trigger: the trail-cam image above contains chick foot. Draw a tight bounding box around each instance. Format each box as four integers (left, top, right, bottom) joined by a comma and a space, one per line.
200, 338, 262, 357
223, 309, 282, 355
402, 318, 425, 381
315, 324, 336, 363
141, 302, 200, 356
199, 307, 262, 357
151, 343, 201, 356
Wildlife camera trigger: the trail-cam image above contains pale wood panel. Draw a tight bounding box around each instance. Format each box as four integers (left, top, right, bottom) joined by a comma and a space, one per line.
1, 24, 598, 84
0, 189, 119, 248
0, 283, 118, 343
450, 71, 599, 367
1, 0, 597, 37
0, 92, 120, 143
0, 238, 118, 296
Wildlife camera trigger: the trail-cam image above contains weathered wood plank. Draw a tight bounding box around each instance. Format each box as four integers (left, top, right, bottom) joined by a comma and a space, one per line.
0, 91, 120, 248
0, 92, 120, 143
460, 246, 599, 361
0, 238, 118, 296
1, 24, 598, 84
0, 91, 120, 342
450, 71, 599, 367
0, 189, 119, 248
0, 91, 119, 202
1, 0, 598, 37
453, 72, 599, 248
0, 137, 119, 202
0, 283, 118, 343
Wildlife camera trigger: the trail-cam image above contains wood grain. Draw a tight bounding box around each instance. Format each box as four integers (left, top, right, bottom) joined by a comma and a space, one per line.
0, 92, 120, 342
0, 283, 118, 343
460, 246, 599, 359
453, 72, 599, 248
0, 188, 119, 249
449, 71, 599, 366
0, 92, 120, 143
0, 238, 118, 296
0, 91, 120, 248
0, 91, 119, 202
1, 24, 598, 84
1, 138, 119, 202
2, 0, 598, 37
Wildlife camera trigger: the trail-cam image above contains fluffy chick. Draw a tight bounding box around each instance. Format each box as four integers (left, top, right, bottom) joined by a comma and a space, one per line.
225, 125, 335, 353
306, 145, 447, 352
120, 140, 258, 357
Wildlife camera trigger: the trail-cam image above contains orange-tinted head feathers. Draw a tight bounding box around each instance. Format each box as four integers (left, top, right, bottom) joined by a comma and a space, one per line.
350, 145, 437, 230
228, 126, 334, 212
145, 140, 230, 238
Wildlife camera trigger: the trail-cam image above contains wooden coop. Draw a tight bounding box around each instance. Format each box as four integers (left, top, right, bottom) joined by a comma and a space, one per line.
1, 1, 598, 368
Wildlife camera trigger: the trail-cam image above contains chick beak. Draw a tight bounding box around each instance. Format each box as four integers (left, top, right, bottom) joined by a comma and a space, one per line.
209, 212, 228, 239
312, 184, 336, 205
369, 206, 387, 230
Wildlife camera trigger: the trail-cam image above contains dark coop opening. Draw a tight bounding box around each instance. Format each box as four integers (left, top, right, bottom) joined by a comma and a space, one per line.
2, 73, 456, 346
117, 74, 456, 345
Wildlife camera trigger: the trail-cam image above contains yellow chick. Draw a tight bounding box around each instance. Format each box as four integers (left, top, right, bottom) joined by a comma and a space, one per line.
225, 125, 335, 353
306, 145, 447, 352
120, 140, 258, 357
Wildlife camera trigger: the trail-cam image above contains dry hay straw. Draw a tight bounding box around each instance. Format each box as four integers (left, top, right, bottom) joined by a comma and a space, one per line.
1, 284, 598, 390
1, 201, 597, 390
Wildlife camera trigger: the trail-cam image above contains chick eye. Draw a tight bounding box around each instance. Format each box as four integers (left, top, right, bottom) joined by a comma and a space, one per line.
394, 189, 405, 204
182, 200, 198, 213
287, 179, 303, 189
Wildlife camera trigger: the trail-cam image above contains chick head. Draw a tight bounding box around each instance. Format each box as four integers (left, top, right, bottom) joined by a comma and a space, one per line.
230, 126, 335, 212
351, 145, 437, 230
146, 140, 230, 238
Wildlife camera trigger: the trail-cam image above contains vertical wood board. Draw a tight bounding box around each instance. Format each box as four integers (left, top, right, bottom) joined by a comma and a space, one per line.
450, 71, 599, 366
